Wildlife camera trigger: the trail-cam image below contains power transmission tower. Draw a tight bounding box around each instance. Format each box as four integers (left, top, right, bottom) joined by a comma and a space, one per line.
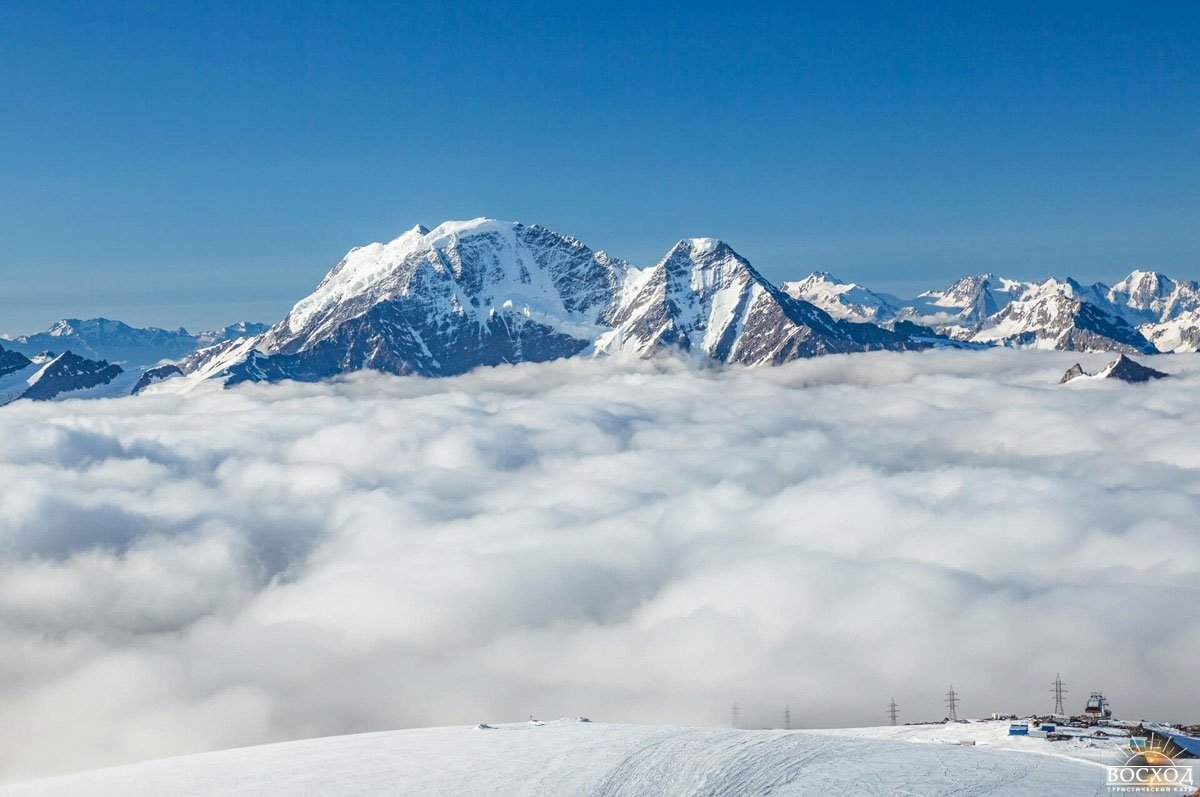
945, 685, 960, 721
1051, 674, 1068, 716
887, 698, 900, 726
783, 705, 792, 730
731, 703, 740, 729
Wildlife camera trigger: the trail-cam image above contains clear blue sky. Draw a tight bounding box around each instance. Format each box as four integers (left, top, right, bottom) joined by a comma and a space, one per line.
1, 0, 1197, 333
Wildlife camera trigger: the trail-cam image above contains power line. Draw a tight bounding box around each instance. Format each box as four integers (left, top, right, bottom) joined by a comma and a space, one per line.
945, 685, 960, 721
1051, 674, 1068, 716
887, 698, 899, 726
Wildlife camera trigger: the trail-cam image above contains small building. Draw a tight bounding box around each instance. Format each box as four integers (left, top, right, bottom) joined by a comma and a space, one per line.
1008, 722, 1029, 736
1084, 692, 1112, 720
1147, 729, 1200, 760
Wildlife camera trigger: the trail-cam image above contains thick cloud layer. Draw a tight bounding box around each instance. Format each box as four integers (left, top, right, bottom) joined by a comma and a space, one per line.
2, 350, 1199, 780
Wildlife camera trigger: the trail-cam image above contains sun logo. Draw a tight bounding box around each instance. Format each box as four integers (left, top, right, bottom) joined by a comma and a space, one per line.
1106, 737, 1196, 793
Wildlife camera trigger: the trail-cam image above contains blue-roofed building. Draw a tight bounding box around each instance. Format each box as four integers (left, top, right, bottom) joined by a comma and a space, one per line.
1148, 729, 1200, 759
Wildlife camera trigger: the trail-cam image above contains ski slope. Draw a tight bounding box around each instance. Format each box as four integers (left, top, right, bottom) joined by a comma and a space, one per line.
0, 719, 1105, 796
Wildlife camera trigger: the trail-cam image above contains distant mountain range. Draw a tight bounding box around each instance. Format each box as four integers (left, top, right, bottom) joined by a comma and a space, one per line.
783, 270, 1200, 355
0, 319, 268, 367
1, 218, 1194, 404
0, 320, 266, 404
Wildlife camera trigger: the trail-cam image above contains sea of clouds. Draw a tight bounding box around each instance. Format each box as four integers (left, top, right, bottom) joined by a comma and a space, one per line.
1, 349, 1199, 780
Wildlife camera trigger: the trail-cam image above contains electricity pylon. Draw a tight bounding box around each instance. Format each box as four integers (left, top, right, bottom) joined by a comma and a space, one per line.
945, 685, 960, 721
887, 698, 900, 726
1051, 674, 1068, 716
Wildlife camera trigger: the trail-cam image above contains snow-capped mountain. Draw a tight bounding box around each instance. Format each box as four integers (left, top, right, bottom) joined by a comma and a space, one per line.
131, 364, 184, 394
1061, 353, 1169, 384
597, 241, 923, 364
1107, 270, 1200, 324
5, 220, 1196, 402
908, 274, 1034, 329
193, 321, 270, 348
1, 318, 268, 367
971, 278, 1157, 354
1140, 309, 1200, 353
0, 344, 140, 405
788, 270, 1196, 353
180, 220, 940, 386
780, 273, 901, 323
19, 351, 125, 401
0, 346, 30, 379
0, 342, 174, 405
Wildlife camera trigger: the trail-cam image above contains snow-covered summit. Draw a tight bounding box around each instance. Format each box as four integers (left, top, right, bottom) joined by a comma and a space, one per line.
172, 220, 937, 387
1107, 269, 1200, 325
273, 218, 626, 355
782, 272, 901, 323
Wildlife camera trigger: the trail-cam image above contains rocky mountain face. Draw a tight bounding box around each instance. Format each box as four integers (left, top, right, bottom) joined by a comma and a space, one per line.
2, 318, 268, 367
597, 241, 924, 364
1107, 270, 1200, 324
12, 351, 124, 402
0, 343, 161, 405
0, 346, 31, 378
131, 364, 184, 394
181, 220, 941, 386
971, 282, 1157, 355
1060, 354, 1169, 384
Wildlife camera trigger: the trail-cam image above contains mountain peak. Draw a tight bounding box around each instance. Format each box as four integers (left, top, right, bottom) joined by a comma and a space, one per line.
661, 237, 736, 262
1061, 353, 1169, 384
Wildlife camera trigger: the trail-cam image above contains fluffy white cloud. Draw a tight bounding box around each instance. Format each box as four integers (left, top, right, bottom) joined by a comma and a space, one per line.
1, 350, 1198, 780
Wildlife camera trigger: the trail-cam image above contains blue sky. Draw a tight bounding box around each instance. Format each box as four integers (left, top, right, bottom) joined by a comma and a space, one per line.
1, 0, 1197, 333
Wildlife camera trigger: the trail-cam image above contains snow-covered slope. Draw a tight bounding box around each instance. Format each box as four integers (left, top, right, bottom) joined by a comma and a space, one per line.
814, 273, 1167, 353
1060, 353, 1169, 384
788, 270, 1200, 353
0, 346, 32, 379
781, 268, 1200, 354
1141, 309, 1200, 353
908, 274, 1035, 331
0, 720, 1105, 796
596, 240, 924, 364
0, 345, 162, 405
0, 347, 37, 405
781, 272, 901, 323
971, 279, 1157, 354
186, 220, 630, 383
178, 220, 937, 387
1107, 270, 1200, 325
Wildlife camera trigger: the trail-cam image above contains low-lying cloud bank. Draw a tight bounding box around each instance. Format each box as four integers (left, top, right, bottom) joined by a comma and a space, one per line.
1, 350, 1198, 779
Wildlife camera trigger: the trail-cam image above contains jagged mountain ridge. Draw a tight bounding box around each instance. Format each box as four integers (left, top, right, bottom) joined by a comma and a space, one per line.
787, 270, 1199, 353
4, 220, 1196, 403
0, 344, 141, 405
181, 219, 939, 386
